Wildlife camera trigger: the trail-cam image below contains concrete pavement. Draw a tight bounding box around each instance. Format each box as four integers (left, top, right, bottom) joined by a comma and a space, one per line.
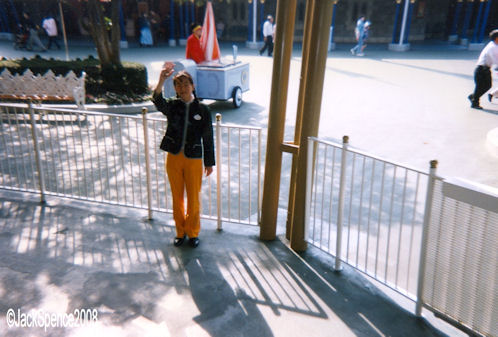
0, 190, 465, 336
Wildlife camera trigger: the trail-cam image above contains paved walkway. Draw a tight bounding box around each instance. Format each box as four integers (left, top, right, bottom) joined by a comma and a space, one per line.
0, 190, 465, 336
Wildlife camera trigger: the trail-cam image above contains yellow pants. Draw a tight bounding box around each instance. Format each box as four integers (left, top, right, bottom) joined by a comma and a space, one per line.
166, 152, 203, 238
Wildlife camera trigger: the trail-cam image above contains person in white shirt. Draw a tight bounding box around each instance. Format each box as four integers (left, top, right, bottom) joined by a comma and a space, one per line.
259, 15, 274, 57
42, 15, 60, 50
468, 29, 498, 109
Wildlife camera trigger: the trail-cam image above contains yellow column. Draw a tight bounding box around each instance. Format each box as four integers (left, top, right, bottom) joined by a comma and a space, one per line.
260, 0, 298, 241
285, 0, 315, 240
290, 0, 335, 252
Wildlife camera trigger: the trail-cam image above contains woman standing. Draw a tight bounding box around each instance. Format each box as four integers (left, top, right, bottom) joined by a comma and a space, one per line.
138, 12, 153, 47
152, 62, 215, 248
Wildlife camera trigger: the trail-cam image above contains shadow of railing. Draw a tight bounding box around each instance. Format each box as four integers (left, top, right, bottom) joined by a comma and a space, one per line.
0, 194, 453, 336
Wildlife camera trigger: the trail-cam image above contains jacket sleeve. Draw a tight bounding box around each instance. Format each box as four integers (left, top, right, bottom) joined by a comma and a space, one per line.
152, 91, 170, 117
202, 105, 215, 167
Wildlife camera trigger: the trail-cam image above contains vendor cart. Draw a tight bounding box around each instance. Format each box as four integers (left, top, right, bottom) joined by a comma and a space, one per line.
163, 58, 250, 108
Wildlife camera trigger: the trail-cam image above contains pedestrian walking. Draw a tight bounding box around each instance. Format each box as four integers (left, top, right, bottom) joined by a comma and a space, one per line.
152, 62, 215, 248
350, 15, 366, 56
42, 15, 61, 50
468, 29, 498, 109
360, 21, 371, 55
22, 12, 47, 52
259, 15, 274, 57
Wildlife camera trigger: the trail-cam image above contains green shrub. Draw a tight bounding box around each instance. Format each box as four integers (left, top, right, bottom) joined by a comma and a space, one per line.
0, 55, 150, 104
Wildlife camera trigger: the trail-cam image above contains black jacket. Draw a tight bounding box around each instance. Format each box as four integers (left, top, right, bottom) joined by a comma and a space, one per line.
153, 93, 215, 167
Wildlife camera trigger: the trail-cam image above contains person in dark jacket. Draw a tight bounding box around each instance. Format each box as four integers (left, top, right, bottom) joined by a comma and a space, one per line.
152, 62, 215, 248
22, 12, 47, 52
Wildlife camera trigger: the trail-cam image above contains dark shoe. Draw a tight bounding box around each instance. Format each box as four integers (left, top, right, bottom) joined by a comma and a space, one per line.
468, 94, 474, 104
468, 94, 482, 108
174, 235, 186, 247
189, 237, 200, 248
489, 93, 493, 102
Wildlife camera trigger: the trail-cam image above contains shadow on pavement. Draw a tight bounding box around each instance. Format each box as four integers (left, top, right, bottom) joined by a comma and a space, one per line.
0, 192, 457, 336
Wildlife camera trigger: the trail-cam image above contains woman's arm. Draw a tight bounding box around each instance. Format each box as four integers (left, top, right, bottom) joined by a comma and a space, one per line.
201, 105, 215, 168
152, 62, 176, 115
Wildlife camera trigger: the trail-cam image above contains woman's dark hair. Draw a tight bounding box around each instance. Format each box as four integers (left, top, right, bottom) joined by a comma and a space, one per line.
173, 70, 198, 100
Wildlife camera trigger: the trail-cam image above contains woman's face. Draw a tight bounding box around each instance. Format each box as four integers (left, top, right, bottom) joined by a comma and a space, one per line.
174, 76, 194, 102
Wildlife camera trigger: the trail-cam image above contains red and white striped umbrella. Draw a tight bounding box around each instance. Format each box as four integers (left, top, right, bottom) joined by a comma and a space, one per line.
200, 1, 221, 61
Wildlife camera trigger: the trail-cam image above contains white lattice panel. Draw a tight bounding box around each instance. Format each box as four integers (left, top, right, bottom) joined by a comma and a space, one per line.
422, 178, 498, 337
22, 69, 38, 96
0, 69, 14, 93
0, 68, 85, 102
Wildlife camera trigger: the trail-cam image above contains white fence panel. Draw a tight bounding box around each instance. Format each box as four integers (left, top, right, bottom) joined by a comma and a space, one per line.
421, 178, 498, 337
0, 103, 262, 227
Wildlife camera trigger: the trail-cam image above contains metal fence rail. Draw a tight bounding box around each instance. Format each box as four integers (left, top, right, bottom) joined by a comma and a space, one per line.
305, 136, 498, 337
305, 136, 428, 299
0, 103, 262, 227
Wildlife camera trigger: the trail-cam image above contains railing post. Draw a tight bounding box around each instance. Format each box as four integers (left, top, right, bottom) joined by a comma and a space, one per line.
415, 159, 438, 316
304, 137, 316, 244
216, 113, 222, 231
335, 135, 349, 271
142, 107, 153, 220
28, 100, 46, 203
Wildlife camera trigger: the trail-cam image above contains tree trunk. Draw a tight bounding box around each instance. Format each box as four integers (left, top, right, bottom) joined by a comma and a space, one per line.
110, 0, 121, 64
86, 0, 121, 67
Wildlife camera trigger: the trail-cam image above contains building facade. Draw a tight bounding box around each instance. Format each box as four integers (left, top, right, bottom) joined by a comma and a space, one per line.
1, 0, 497, 46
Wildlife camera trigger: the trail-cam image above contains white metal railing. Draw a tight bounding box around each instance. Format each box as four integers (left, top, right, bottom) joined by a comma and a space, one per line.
305, 136, 498, 337
305, 136, 428, 299
0, 103, 262, 227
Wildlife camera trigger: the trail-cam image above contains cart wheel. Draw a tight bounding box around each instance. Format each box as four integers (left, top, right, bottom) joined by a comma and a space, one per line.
232, 86, 242, 108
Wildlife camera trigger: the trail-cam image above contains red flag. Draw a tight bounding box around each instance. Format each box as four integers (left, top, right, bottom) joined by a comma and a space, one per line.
200, 1, 221, 61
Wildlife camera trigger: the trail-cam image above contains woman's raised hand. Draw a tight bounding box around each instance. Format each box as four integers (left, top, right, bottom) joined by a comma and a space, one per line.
160, 62, 175, 80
